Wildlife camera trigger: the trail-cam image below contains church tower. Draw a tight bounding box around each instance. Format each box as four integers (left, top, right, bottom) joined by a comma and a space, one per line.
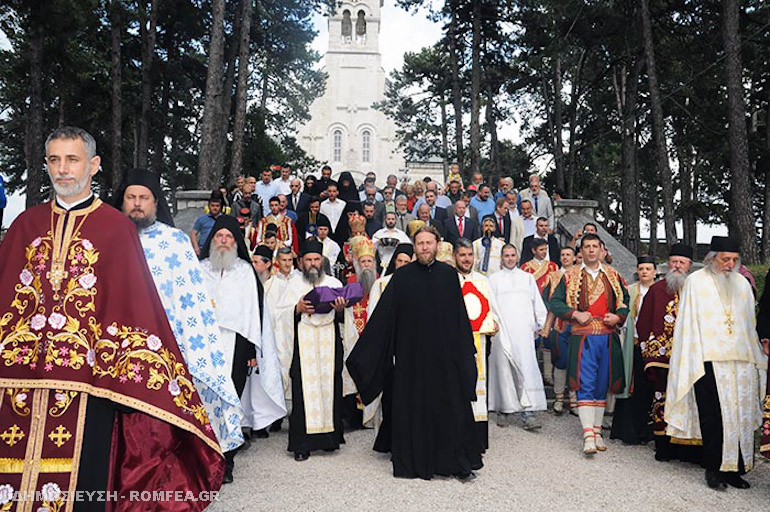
297, 0, 404, 185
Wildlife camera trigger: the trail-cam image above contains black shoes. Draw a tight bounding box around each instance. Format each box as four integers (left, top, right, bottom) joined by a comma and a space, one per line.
223, 469, 234, 484
705, 470, 726, 491
269, 419, 283, 432
722, 472, 750, 489
294, 451, 310, 462
454, 470, 476, 482
253, 428, 270, 439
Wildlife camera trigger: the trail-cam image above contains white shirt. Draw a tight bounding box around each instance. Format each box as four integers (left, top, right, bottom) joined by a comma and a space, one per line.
320, 198, 346, 232
275, 177, 293, 196
255, 181, 279, 209
522, 216, 536, 238
581, 261, 605, 280
372, 227, 411, 269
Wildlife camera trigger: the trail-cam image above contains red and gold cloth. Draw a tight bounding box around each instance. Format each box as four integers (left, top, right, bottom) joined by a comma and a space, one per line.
520, 259, 559, 295
251, 214, 299, 255
0, 200, 223, 511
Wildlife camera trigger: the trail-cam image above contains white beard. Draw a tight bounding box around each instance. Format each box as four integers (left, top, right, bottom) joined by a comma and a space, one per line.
209, 245, 238, 272
665, 269, 687, 294
356, 267, 376, 296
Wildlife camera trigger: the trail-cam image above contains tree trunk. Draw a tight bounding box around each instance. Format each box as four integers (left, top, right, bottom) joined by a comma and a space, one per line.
137, 0, 159, 169
448, 1, 465, 177
198, 0, 227, 189
469, 0, 482, 178
678, 144, 697, 249
553, 55, 565, 192
110, 0, 123, 191
762, 88, 770, 265
641, 0, 677, 246
229, 0, 253, 183
439, 90, 449, 180
151, 29, 174, 177
649, 185, 659, 257
722, 0, 759, 263
211, 22, 241, 183
566, 50, 585, 198
25, 30, 44, 207
485, 85, 500, 179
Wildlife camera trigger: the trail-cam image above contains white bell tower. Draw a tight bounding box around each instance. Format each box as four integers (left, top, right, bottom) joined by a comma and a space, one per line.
297, 0, 404, 185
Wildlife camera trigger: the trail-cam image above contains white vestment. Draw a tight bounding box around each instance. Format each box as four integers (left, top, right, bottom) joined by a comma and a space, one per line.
320, 237, 341, 264
371, 228, 411, 270
488, 267, 548, 413
362, 274, 393, 429
265, 270, 300, 399
139, 222, 244, 451
274, 273, 344, 434
665, 268, 767, 471
201, 258, 287, 431
473, 237, 505, 276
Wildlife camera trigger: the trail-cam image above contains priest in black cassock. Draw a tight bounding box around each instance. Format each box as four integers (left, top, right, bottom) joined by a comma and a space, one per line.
347, 226, 483, 481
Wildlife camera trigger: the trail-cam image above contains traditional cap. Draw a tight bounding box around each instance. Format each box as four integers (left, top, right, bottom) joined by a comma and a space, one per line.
112, 168, 175, 226
636, 255, 656, 266
302, 239, 324, 257
254, 245, 273, 261
481, 214, 497, 226
437, 241, 455, 266
669, 243, 694, 260
407, 220, 426, 238
351, 235, 376, 260
710, 236, 740, 253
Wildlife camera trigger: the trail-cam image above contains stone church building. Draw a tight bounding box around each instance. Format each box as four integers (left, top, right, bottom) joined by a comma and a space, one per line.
297, 1, 443, 186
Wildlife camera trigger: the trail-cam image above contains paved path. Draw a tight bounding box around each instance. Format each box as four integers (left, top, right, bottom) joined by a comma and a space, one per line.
209, 412, 770, 512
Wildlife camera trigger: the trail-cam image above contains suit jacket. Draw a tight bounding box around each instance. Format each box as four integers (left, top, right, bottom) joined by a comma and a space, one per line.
520, 234, 561, 267
446, 204, 480, 223
287, 192, 311, 214
394, 212, 416, 233
443, 215, 481, 245
492, 214, 511, 243
425, 217, 446, 239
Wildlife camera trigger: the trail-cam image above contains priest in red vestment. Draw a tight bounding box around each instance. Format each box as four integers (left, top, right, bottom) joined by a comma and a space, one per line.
0, 127, 223, 512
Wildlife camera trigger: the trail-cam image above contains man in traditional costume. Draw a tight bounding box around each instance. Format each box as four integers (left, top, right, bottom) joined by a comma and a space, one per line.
636, 244, 701, 462
521, 238, 560, 386
340, 236, 378, 429
455, 239, 499, 448
254, 196, 298, 254
274, 240, 346, 461
116, 168, 245, 470
200, 216, 286, 481
473, 216, 505, 277
549, 233, 629, 455
665, 236, 767, 489
0, 127, 222, 510
488, 244, 547, 430
610, 256, 656, 444
347, 227, 483, 480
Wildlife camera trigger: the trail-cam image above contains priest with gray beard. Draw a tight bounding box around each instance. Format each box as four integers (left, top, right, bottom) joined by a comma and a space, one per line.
273, 239, 347, 461
341, 235, 379, 429
199, 216, 286, 481
664, 237, 767, 490
637, 244, 702, 464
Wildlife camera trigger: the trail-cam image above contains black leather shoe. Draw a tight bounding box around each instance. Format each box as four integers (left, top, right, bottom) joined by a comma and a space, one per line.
294, 452, 310, 462
454, 470, 476, 482
269, 419, 282, 432
253, 428, 269, 439
223, 469, 234, 484
705, 470, 726, 490
722, 472, 750, 489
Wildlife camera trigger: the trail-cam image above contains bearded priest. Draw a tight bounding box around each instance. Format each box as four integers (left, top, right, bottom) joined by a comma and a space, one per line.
347, 227, 483, 481
274, 239, 347, 461
0, 127, 223, 511
665, 236, 767, 490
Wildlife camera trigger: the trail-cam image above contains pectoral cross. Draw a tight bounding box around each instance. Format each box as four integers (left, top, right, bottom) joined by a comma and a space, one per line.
48, 425, 72, 448
1, 424, 25, 447
725, 313, 735, 336
47, 259, 68, 293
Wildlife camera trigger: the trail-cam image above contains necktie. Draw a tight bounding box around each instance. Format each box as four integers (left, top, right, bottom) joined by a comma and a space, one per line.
498, 217, 503, 234
293, 195, 298, 209
430, 206, 435, 219
458, 217, 464, 237
534, 194, 539, 212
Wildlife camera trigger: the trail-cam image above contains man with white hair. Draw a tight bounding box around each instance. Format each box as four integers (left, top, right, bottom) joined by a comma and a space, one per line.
636, 244, 701, 463
518, 174, 554, 230
341, 236, 379, 428
200, 216, 286, 479
665, 236, 767, 490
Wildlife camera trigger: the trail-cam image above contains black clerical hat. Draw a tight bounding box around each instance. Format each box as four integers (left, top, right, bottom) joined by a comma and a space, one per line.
113, 168, 175, 227
316, 215, 331, 229
669, 243, 693, 260
254, 245, 273, 261
200, 215, 251, 263
302, 239, 324, 257
636, 255, 656, 266
710, 236, 740, 253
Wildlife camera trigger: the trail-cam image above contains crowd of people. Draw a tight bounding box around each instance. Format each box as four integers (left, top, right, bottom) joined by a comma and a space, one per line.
1, 126, 770, 510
